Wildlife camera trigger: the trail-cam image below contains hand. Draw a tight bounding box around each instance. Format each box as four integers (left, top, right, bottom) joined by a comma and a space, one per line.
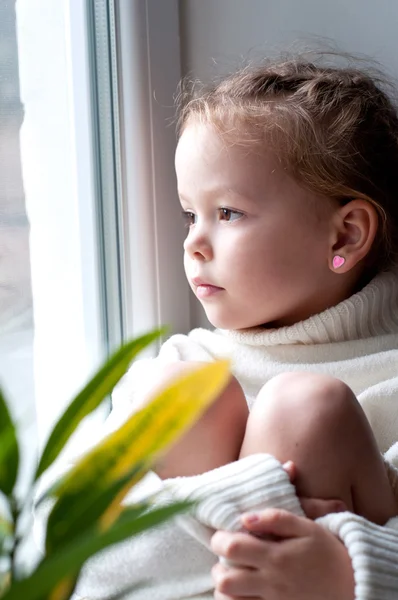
283, 461, 347, 519
211, 508, 355, 600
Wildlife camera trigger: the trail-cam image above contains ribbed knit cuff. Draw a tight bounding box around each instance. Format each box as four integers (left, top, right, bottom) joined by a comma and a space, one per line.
318, 513, 398, 600
383, 449, 398, 497
162, 454, 303, 547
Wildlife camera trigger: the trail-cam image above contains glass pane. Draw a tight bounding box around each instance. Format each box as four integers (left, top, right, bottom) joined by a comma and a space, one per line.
0, 0, 105, 489
0, 0, 35, 488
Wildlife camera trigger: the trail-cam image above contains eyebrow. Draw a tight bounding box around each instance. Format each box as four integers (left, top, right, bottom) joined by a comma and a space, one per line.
178, 187, 253, 204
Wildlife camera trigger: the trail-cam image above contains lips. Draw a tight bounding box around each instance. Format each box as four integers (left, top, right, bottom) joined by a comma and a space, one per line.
190, 277, 224, 299
191, 276, 222, 289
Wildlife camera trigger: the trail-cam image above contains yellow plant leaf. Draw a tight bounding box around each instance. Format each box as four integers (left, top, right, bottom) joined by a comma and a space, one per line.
55, 361, 230, 528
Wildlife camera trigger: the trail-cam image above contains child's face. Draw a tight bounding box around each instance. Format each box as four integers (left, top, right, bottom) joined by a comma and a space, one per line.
175, 121, 337, 330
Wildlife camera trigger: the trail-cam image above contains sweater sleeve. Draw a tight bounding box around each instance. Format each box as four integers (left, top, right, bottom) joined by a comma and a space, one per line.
173, 457, 398, 600
167, 456, 398, 600
161, 453, 303, 546
384, 442, 398, 497
318, 512, 398, 600
74, 454, 301, 600
314, 442, 398, 600
47, 449, 398, 600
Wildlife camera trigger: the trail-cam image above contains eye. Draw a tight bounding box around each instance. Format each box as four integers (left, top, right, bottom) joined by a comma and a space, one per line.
181, 210, 196, 227
218, 207, 243, 222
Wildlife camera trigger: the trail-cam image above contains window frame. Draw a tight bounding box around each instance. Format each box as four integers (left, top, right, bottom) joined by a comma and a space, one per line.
89, 0, 191, 355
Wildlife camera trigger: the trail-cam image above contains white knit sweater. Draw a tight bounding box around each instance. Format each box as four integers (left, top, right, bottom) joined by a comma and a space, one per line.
75, 269, 398, 600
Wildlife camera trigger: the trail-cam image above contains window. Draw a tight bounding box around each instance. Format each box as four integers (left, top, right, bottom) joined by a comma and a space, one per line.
0, 0, 189, 484
1, 0, 104, 479
0, 0, 35, 485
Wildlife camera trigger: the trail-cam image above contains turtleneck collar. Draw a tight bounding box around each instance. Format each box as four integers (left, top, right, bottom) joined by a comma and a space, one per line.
217, 270, 398, 346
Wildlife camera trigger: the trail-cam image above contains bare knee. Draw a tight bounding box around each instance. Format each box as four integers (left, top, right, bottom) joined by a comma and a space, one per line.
155, 366, 248, 478
247, 372, 361, 440
149, 361, 248, 434
240, 372, 396, 523
240, 373, 365, 500
200, 374, 248, 438
263, 371, 354, 405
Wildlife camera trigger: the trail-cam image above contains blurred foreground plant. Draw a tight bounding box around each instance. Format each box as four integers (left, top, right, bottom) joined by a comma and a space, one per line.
0, 329, 230, 600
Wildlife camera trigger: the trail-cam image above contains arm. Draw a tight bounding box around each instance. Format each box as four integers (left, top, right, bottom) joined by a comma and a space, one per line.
210, 449, 398, 600
75, 454, 302, 600
211, 507, 398, 600
161, 453, 303, 546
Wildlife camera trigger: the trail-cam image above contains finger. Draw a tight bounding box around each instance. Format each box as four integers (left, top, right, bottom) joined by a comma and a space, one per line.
212, 562, 263, 597
211, 530, 270, 568
241, 508, 314, 538
299, 496, 347, 519
282, 460, 296, 482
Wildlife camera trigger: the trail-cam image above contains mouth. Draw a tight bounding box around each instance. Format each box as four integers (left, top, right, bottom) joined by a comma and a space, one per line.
191, 277, 224, 299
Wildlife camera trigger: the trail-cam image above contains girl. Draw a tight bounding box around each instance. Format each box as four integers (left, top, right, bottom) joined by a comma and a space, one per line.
76, 56, 398, 600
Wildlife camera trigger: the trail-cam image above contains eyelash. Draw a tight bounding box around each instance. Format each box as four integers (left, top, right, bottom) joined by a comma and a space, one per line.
181, 208, 243, 227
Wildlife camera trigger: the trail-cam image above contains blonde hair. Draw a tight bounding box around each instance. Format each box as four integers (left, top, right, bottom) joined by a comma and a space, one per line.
177, 57, 398, 272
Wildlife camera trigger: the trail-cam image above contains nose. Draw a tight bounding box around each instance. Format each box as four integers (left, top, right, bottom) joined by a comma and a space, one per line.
183, 225, 213, 261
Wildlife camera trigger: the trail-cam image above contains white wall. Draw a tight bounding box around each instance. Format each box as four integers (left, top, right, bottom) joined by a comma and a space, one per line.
179, 0, 398, 328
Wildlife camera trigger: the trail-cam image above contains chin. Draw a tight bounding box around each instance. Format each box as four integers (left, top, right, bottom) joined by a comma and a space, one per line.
204, 305, 279, 330
205, 311, 233, 330
204, 311, 256, 331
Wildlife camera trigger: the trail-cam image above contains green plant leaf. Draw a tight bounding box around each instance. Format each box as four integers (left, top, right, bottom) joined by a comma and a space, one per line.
2, 501, 191, 600
45, 463, 148, 553
0, 389, 19, 496
35, 329, 165, 480
50, 360, 230, 536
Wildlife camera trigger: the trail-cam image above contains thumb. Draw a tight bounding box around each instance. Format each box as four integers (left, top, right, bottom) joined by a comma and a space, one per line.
282, 460, 296, 482
241, 508, 313, 539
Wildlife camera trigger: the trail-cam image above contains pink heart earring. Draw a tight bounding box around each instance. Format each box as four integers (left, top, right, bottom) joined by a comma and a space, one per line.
332, 255, 345, 269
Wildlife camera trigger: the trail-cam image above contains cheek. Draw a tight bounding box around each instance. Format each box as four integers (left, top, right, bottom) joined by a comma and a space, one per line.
228, 222, 325, 284
228, 229, 284, 271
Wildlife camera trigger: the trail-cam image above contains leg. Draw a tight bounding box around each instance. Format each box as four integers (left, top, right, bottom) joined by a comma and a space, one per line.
152, 362, 248, 479
240, 372, 397, 525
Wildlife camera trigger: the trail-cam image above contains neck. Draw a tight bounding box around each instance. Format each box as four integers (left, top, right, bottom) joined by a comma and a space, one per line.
269, 265, 379, 329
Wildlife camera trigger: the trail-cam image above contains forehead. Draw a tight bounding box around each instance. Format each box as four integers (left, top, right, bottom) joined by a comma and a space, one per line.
175, 121, 296, 202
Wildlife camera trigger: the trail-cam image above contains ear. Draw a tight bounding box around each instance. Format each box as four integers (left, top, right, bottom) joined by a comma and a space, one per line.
329, 199, 379, 272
